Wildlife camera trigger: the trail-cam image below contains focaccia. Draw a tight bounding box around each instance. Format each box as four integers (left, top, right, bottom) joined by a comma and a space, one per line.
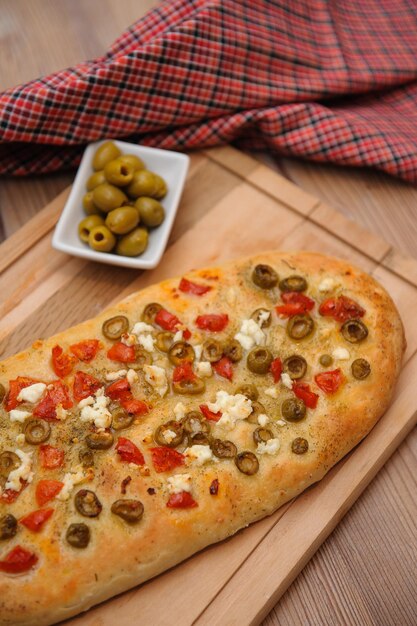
0, 251, 405, 626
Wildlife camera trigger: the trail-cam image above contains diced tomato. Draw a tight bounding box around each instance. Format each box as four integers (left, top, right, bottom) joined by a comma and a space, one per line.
167, 491, 198, 509
154, 308, 191, 340
116, 437, 144, 466
195, 314, 229, 332
105, 378, 131, 401
36, 480, 64, 506
179, 277, 211, 296
0, 546, 38, 574
73, 371, 102, 403
70, 339, 101, 362
314, 369, 345, 394
33, 380, 72, 421
276, 292, 315, 317
293, 382, 319, 409
270, 357, 283, 383
1, 484, 26, 504
5, 376, 38, 411
52, 345, 76, 378
20, 508, 54, 533
172, 362, 196, 383
150, 447, 185, 473
107, 342, 136, 363
120, 398, 149, 416
199, 404, 222, 422
319, 295, 365, 323
213, 356, 233, 380
39, 445, 64, 469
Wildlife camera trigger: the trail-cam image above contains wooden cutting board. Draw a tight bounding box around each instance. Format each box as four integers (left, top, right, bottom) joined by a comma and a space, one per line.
0, 146, 416, 626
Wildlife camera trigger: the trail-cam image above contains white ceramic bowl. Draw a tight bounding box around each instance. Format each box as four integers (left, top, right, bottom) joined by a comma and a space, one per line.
52, 140, 189, 269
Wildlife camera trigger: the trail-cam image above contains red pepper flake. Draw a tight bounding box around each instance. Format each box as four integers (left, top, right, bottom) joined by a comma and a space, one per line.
121, 476, 132, 495
209, 479, 219, 495
179, 277, 211, 296
0, 545, 38, 574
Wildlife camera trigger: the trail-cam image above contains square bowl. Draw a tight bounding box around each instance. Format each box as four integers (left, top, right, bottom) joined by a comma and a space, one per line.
52, 140, 189, 269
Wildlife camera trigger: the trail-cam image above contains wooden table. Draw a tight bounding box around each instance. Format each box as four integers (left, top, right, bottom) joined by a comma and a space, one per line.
0, 2, 416, 625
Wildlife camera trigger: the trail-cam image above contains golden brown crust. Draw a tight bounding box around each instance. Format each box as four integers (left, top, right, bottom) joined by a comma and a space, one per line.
0, 251, 405, 626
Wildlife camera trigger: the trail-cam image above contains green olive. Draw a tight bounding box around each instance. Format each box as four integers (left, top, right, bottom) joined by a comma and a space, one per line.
250, 308, 271, 328
183, 412, 210, 436
88, 225, 116, 252
247, 347, 273, 374
86, 170, 106, 191
75, 489, 102, 517
111, 407, 134, 430
172, 377, 206, 395
190, 432, 211, 446
283, 355, 307, 380
291, 437, 309, 454
235, 384, 259, 401
104, 158, 135, 186
116, 227, 149, 257
86, 431, 114, 450
66, 523, 90, 548
252, 264, 278, 289
154, 420, 184, 447
224, 340, 243, 363
0, 451, 20, 478
319, 354, 333, 367
127, 170, 163, 198
79, 448, 94, 468
102, 315, 129, 340
211, 438, 237, 459
142, 302, 162, 325
92, 183, 128, 213
247, 400, 266, 424
118, 154, 145, 172
0, 383, 6, 403
202, 339, 223, 363
24, 419, 51, 445
128, 346, 152, 369
341, 319, 368, 343
351, 358, 371, 380
0, 514, 17, 541
82, 191, 100, 215
111, 499, 144, 523
279, 275, 308, 292
235, 451, 259, 475
135, 197, 165, 227
168, 341, 195, 365
92, 141, 122, 171
78, 215, 105, 243
253, 427, 273, 444
155, 331, 174, 352
281, 398, 306, 422
105, 207, 139, 235
287, 314, 314, 340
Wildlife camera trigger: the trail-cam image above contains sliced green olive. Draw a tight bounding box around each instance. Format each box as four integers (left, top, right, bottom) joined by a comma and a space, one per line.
0, 383, 6, 403
190, 432, 211, 446
202, 339, 223, 363
253, 427, 273, 444
287, 314, 314, 340
252, 264, 278, 289
75, 489, 102, 518
319, 354, 333, 367
24, 419, 51, 445
125, 346, 152, 371
247, 400, 266, 424
283, 355, 307, 380
247, 347, 273, 374
0, 514, 17, 541
341, 319, 368, 343
235, 384, 259, 401
172, 378, 206, 395
154, 420, 184, 447
155, 331, 174, 352
351, 358, 371, 380
79, 448, 94, 468
183, 412, 210, 436
111, 407, 134, 430
86, 431, 114, 450
78, 215, 105, 242
102, 315, 129, 340
0, 451, 20, 478
111, 499, 144, 523
235, 451, 259, 475
281, 398, 306, 422
66, 523, 90, 548
291, 437, 309, 454
104, 158, 135, 187
250, 308, 271, 328
142, 302, 162, 325
224, 340, 243, 363
168, 341, 195, 365
210, 438, 237, 459
279, 275, 308, 292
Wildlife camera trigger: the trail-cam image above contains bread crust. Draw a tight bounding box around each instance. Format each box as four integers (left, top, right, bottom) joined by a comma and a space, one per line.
0, 251, 405, 626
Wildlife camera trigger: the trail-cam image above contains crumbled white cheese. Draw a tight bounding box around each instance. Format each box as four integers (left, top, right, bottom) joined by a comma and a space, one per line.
126, 368, 139, 385
318, 277, 337, 292
258, 310, 271, 326
173, 330, 183, 343
276, 419, 286, 427
173, 402, 186, 421
281, 373, 293, 389
132, 322, 155, 352
185, 445, 215, 466
163, 429, 177, 444
121, 333, 137, 346
78, 395, 95, 409
207, 391, 252, 429
226, 287, 237, 306
234, 318, 266, 351
79, 388, 112, 429
193, 344, 203, 361
257, 438, 281, 455
4, 449, 33, 492
332, 347, 350, 361
264, 386, 279, 399
17, 382, 46, 404
9, 409, 32, 423
257, 413, 269, 427
132, 322, 155, 335
167, 473, 192, 494
197, 361, 212, 377
55, 405, 68, 421
144, 365, 168, 397
15, 433, 26, 445
57, 468, 86, 501
105, 369, 127, 381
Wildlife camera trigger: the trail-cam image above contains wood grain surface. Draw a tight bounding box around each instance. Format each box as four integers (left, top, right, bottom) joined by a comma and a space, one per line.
0, 2, 416, 626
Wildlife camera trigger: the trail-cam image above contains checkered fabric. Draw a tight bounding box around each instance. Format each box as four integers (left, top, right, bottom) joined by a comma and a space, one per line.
1, 0, 417, 181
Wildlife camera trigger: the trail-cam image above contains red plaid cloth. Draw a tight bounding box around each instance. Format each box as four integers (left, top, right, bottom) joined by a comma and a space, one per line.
1, 0, 417, 181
